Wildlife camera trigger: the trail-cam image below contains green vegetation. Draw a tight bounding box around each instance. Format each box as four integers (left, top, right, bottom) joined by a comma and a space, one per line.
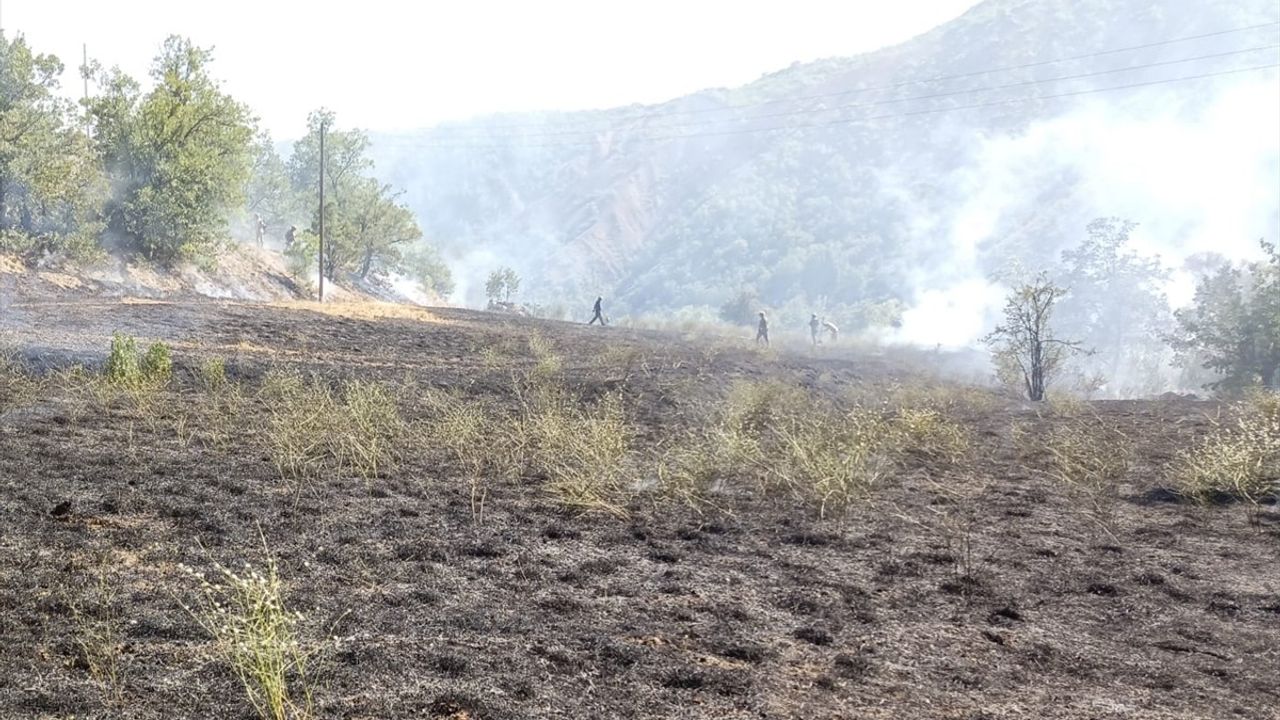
485, 266, 522, 305
1171, 241, 1280, 393
105, 333, 172, 387
0, 33, 105, 262
0, 32, 450, 290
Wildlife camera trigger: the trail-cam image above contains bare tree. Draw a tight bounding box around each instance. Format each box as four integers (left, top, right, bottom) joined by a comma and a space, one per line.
984, 273, 1085, 401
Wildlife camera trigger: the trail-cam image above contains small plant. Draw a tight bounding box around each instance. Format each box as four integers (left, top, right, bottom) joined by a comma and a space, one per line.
105, 333, 141, 384
200, 356, 229, 392
522, 393, 631, 516
68, 561, 126, 701
262, 372, 403, 487
526, 332, 563, 385
0, 348, 41, 413
889, 406, 972, 465
140, 342, 173, 382
770, 409, 894, 517
104, 333, 172, 387
182, 557, 315, 720
1044, 415, 1133, 539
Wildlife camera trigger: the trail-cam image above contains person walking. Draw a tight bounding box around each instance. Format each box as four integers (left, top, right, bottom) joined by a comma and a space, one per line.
588, 297, 607, 326
756, 311, 770, 346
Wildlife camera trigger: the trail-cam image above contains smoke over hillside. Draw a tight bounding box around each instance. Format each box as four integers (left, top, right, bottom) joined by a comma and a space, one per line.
365, 0, 1278, 392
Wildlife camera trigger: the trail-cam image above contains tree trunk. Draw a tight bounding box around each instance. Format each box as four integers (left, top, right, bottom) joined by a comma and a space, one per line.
360, 247, 373, 279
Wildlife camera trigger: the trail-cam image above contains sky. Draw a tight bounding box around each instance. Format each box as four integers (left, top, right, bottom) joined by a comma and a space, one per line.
5, 0, 980, 138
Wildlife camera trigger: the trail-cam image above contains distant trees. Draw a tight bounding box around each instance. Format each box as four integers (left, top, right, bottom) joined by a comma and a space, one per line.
984, 273, 1084, 402
402, 244, 455, 298
0, 33, 105, 260
485, 266, 521, 304
285, 110, 425, 282
1053, 218, 1173, 396
1170, 240, 1280, 392
87, 37, 255, 264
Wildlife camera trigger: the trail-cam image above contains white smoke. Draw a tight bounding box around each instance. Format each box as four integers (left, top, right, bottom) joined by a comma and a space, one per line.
891, 72, 1280, 349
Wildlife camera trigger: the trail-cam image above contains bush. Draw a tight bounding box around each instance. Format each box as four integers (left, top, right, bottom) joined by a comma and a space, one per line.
1173, 391, 1280, 519
105, 333, 172, 386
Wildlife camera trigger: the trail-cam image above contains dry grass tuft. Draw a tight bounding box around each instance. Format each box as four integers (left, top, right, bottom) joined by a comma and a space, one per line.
182, 558, 317, 720
262, 371, 404, 487
1044, 414, 1133, 539
1172, 390, 1280, 521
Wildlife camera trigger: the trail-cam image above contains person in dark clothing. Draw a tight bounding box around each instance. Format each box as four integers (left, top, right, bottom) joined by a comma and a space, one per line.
589, 297, 606, 326
284, 225, 296, 249
756, 311, 770, 346
809, 313, 821, 346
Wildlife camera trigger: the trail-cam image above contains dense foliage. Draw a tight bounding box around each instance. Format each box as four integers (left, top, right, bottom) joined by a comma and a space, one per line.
1171, 241, 1280, 392
0, 33, 448, 295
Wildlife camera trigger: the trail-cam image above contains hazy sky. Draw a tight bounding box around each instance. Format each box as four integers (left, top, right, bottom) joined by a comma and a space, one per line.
6, 0, 980, 138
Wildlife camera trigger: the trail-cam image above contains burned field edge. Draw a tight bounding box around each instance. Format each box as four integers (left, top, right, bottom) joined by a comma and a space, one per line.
1, 301, 1278, 720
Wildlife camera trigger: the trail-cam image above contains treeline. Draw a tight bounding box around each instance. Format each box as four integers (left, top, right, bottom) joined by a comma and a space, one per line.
0, 33, 451, 296
984, 218, 1280, 398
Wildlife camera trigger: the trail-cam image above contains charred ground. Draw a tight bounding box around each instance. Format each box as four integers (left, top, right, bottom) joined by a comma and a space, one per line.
0, 298, 1277, 720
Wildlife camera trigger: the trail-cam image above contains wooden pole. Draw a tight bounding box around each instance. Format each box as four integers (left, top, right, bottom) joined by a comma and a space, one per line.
318, 119, 326, 302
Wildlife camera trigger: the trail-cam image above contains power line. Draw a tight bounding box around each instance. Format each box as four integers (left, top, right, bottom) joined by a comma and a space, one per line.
378, 62, 1280, 150
413, 21, 1280, 135
385, 44, 1278, 141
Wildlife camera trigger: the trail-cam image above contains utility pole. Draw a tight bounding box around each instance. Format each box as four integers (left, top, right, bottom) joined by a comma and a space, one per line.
318, 118, 326, 303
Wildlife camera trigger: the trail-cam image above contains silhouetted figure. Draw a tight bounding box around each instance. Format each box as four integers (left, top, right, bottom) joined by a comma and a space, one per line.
823, 320, 839, 343
255, 213, 267, 247
756, 311, 770, 346
284, 225, 296, 249
809, 313, 821, 346
589, 297, 606, 326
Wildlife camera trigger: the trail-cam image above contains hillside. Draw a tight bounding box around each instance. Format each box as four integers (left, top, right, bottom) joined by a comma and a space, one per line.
2, 298, 1278, 719
368, 0, 1280, 333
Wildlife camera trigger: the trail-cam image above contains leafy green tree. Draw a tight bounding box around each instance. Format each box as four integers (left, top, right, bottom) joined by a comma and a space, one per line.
485, 269, 505, 304
1171, 240, 1280, 393
402, 243, 455, 298
87, 37, 255, 264
0, 33, 105, 259
288, 111, 422, 281
984, 272, 1085, 401
1054, 218, 1173, 394
244, 134, 298, 236
501, 267, 520, 302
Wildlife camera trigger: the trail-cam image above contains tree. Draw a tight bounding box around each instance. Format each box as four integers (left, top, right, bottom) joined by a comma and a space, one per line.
1054, 218, 1173, 395
286, 111, 423, 281
0, 33, 105, 259
87, 37, 255, 264
501, 267, 520, 302
402, 243, 455, 299
1170, 240, 1280, 393
485, 269, 506, 305
984, 273, 1085, 401
244, 134, 298, 236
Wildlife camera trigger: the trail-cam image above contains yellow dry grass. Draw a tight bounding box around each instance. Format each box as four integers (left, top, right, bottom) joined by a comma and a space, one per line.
266, 300, 441, 324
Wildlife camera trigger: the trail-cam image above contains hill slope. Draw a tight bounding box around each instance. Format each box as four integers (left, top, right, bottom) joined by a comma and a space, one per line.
369, 0, 1280, 334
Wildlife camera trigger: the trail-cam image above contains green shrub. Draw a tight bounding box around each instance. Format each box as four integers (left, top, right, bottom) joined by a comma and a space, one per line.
105, 333, 172, 386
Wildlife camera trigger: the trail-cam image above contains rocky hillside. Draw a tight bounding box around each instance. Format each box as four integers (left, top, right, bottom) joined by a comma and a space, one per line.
369, 0, 1279, 330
